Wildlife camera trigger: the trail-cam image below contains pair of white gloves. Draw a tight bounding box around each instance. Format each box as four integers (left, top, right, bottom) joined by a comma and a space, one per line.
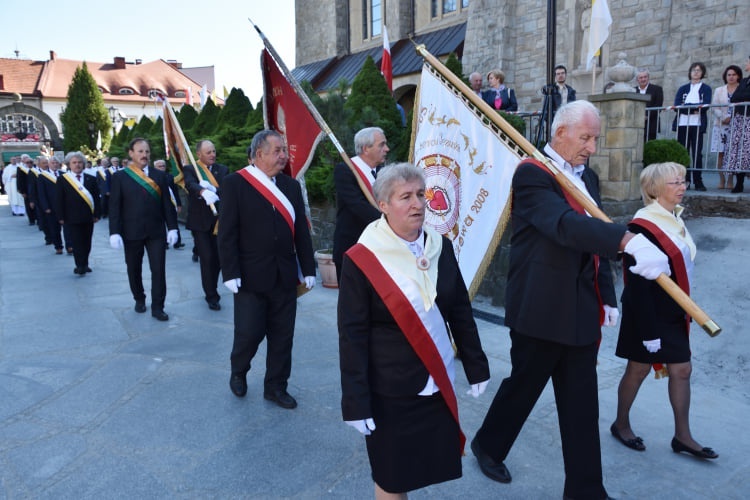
109, 231, 179, 249
199, 180, 219, 205
345, 379, 490, 435
223, 276, 317, 294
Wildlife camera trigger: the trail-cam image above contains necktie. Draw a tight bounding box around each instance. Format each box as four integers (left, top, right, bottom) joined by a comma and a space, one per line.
371, 169, 377, 179
76, 174, 81, 182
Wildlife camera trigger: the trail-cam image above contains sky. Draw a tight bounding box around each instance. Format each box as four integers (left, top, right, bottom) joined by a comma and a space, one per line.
2, 0, 296, 104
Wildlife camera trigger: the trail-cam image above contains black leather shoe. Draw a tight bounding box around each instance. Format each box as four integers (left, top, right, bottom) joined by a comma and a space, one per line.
694, 185, 707, 192
731, 185, 744, 193
134, 302, 147, 313
192, 254, 199, 262
151, 309, 169, 321
73, 267, 85, 275
85, 267, 92, 273
264, 389, 297, 409
671, 437, 718, 459
208, 302, 221, 311
471, 436, 511, 483
610, 423, 646, 451
230, 374, 247, 398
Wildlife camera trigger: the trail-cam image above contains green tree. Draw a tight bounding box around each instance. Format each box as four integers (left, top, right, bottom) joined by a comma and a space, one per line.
344, 56, 404, 161
219, 88, 253, 128
177, 104, 199, 130
192, 98, 220, 136
444, 52, 468, 87
60, 62, 112, 153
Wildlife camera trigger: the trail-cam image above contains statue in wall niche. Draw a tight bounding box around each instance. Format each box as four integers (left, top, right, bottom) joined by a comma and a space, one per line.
579, 5, 592, 69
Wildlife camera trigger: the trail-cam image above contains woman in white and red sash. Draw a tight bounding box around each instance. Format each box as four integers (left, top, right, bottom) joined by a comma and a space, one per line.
611, 162, 718, 460
338, 163, 490, 498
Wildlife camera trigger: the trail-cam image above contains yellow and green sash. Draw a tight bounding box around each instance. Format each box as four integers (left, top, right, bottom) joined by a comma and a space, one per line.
125, 166, 161, 201
196, 161, 219, 188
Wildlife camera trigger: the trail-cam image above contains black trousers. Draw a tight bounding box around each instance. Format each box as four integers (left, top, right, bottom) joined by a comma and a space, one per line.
123, 236, 167, 309
66, 222, 94, 270
44, 211, 63, 249
677, 125, 705, 187
475, 331, 606, 500
231, 285, 297, 393
192, 230, 220, 304
24, 196, 36, 224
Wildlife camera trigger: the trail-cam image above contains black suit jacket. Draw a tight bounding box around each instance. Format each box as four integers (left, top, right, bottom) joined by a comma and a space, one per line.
636, 84, 664, 140
15, 166, 28, 195
182, 162, 229, 232
217, 168, 315, 293
338, 236, 490, 420
504, 160, 625, 346
672, 82, 712, 133
108, 167, 178, 240
552, 84, 577, 114
55, 172, 101, 224
332, 162, 381, 267
36, 172, 59, 216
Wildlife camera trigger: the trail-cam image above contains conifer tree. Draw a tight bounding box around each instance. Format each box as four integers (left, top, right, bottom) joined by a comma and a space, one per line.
60, 62, 112, 152
192, 99, 220, 136
177, 104, 199, 130
219, 88, 253, 128
344, 56, 403, 161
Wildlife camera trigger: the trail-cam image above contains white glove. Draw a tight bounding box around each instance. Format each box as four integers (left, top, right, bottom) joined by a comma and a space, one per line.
467, 379, 489, 398
624, 233, 671, 280
643, 338, 661, 353
201, 190, 219, 205
304, 276, 316, 289
109, 234, 123, 250
224, 278, 241, 294
199, 180, 216, 192
166, 230, 178, 246
602, 305, 620, 327
345, 418, 376, 435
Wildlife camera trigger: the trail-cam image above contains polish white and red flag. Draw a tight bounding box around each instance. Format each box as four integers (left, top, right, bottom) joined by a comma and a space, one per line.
381, 26, 392, 91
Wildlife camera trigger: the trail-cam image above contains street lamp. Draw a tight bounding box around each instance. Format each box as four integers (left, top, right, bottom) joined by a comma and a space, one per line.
88, 122, 95, 150
108, 106, 119, 134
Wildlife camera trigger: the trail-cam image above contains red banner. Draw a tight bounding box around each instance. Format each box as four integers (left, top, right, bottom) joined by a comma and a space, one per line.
261, 49, 324, 180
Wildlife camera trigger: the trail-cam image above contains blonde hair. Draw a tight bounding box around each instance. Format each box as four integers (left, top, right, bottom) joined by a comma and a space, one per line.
640, 162, 686, 205
487, 69, 505, 84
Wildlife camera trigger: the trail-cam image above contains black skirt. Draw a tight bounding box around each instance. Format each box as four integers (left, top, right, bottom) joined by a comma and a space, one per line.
616, 310, 691, 364
365, 391, 462, 493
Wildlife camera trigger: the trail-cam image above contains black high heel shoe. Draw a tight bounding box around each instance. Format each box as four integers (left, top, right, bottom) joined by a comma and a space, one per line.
671, 437, 718, 459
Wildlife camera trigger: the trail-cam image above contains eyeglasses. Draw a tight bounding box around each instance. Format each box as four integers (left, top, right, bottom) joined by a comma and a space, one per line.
666, 181, 687, 186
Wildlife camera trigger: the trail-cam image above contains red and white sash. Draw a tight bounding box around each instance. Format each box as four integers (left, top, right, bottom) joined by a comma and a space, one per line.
346, 238, 466, 453
237, 165, 295, 235
351, 156, 376, 196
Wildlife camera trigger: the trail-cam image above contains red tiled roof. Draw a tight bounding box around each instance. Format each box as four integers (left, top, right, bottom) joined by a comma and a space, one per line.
0, 58, 46, 95
37, 57, 204, 105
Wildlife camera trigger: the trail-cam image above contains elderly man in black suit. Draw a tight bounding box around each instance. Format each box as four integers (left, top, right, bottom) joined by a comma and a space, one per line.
109, 138, 179, 321
55, 151, 101, 275
332, 127, 388, 281
470, 101, 671, 500
218, 130, 316, 409
635, 69, 664, 142
182, 140, 229, 310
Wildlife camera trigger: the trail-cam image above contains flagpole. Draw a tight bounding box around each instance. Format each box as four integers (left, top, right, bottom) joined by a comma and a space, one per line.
249, 19, 378, 209
413, 43, 720, 337
163, 101, 217, 216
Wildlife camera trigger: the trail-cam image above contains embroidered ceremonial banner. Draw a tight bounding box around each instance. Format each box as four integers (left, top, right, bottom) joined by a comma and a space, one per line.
261, 48, 324, 180
162, 100, 191, 189
411, 64, 521, 297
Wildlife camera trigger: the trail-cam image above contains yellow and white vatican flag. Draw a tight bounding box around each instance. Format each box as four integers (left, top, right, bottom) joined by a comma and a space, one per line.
412, 62, 524, 297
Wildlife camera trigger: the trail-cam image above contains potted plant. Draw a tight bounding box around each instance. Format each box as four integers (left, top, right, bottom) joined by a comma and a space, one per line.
314, 249, 338, 289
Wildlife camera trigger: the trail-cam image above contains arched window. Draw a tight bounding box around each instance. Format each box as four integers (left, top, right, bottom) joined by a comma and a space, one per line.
118, 87, 135, 95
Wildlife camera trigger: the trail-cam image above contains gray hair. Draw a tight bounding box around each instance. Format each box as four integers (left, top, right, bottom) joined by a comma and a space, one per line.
636, 68, 650, 77
640, 162, 686, 205
354, 127, 385, 155
196, 139, 214, 154
153, 159, 167, 169
64, 151, 86, 165
372, 162, 425, 204
248, 129, 283, 159
551, 100, 599, 137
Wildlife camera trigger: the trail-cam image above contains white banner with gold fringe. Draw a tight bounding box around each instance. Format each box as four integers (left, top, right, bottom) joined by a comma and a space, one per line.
411, 63, 523, 297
